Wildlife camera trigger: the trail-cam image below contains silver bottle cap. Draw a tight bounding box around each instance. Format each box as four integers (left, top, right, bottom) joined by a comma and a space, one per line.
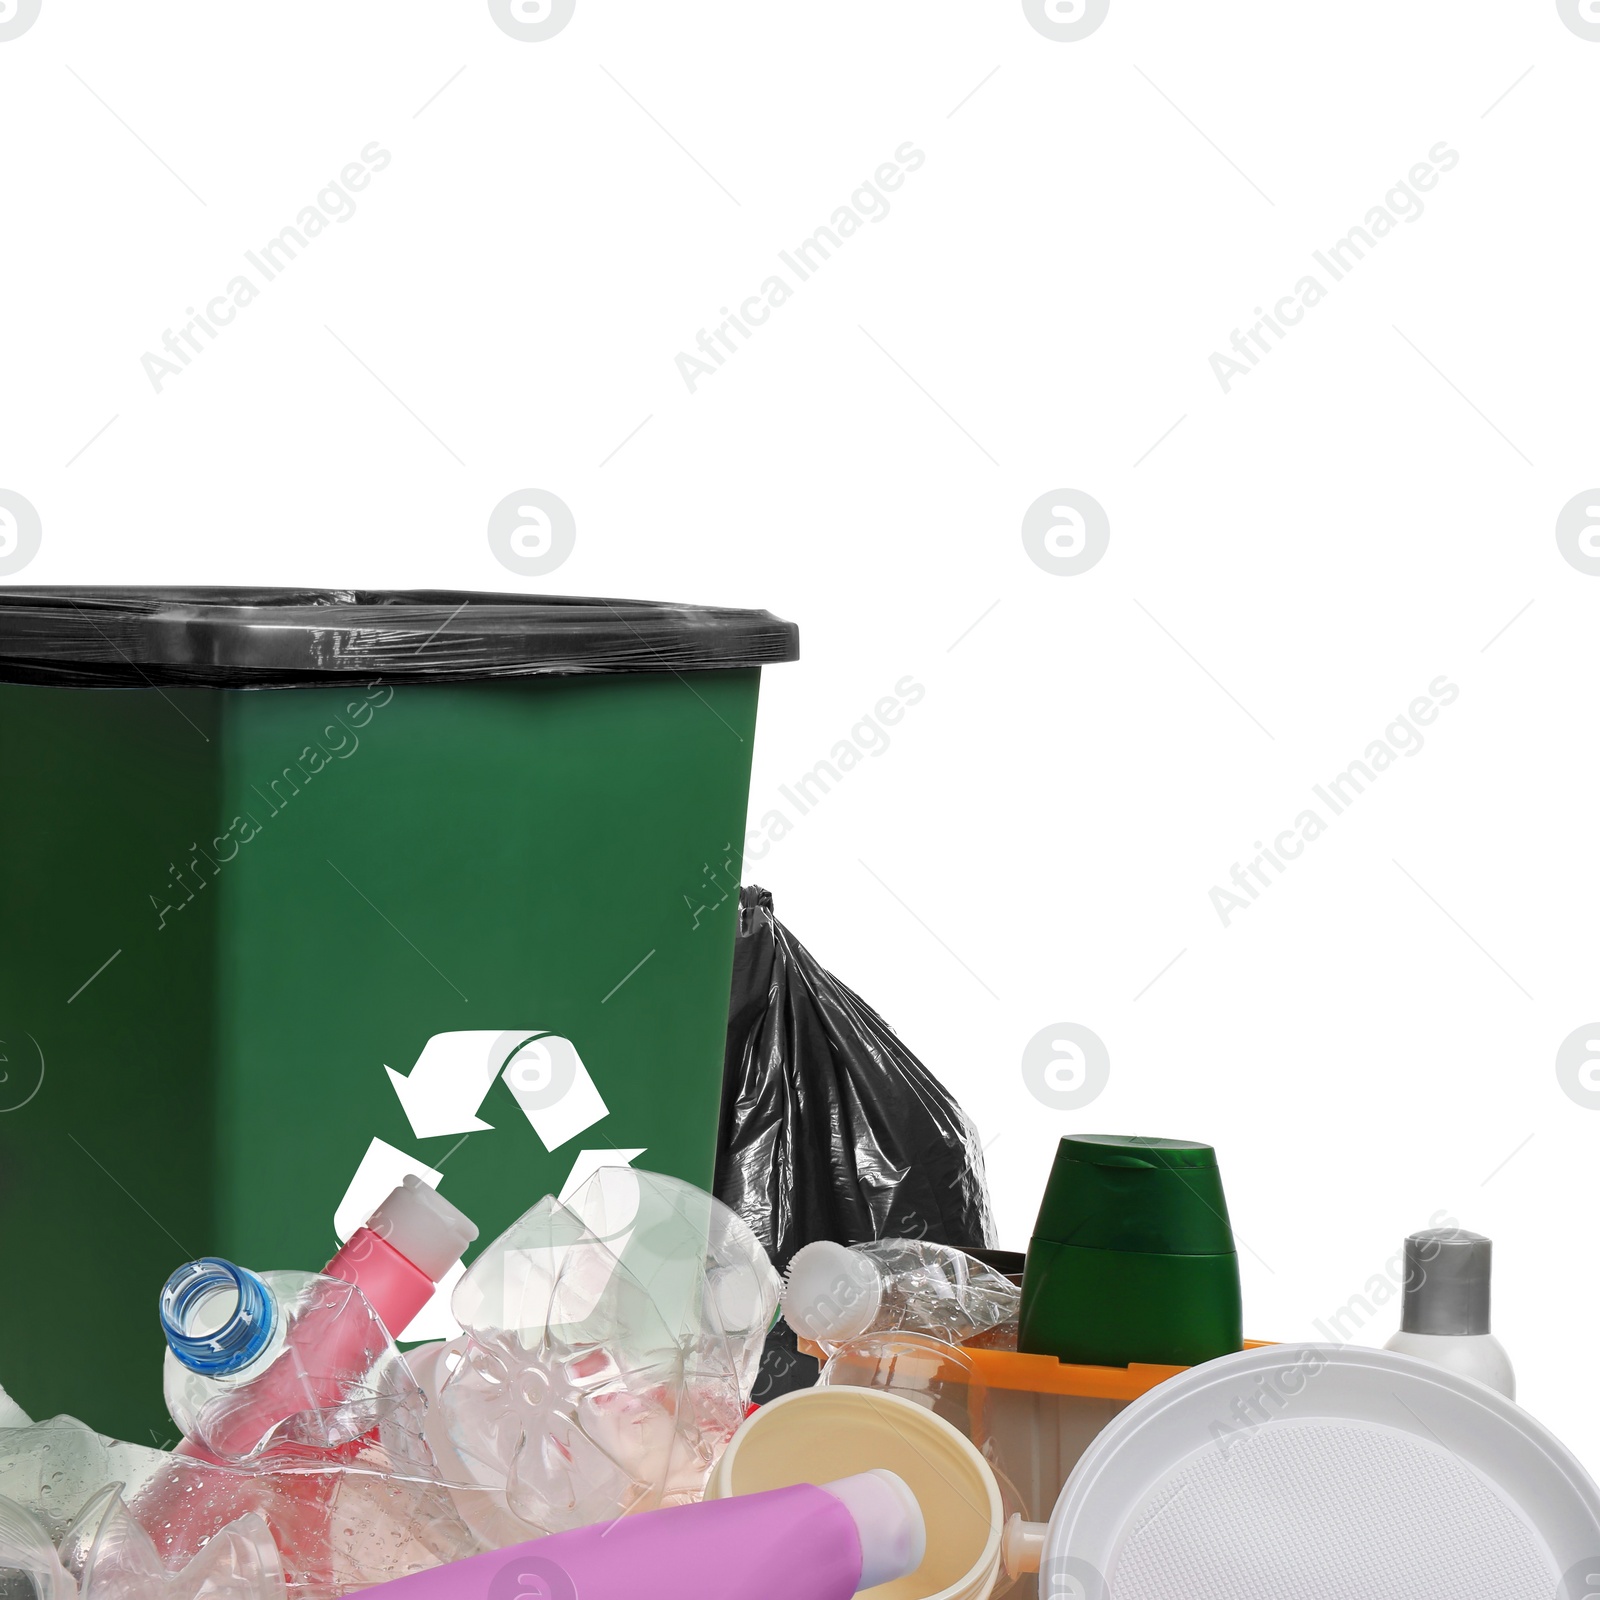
1402, 1228, 1492, 1336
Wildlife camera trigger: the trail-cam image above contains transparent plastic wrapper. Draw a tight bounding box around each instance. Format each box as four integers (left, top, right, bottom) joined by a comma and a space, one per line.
716, 887, 997, 1397
0, 1416, 476, 1600
781, 1239, 1020, 1357
430, 1168, 780, 1540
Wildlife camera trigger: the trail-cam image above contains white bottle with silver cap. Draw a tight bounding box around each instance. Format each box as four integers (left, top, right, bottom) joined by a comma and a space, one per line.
1384, 1227, 1514, 1400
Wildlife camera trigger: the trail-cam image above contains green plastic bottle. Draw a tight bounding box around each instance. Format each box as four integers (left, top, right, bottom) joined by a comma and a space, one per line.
1019, 1135, 1243, 1369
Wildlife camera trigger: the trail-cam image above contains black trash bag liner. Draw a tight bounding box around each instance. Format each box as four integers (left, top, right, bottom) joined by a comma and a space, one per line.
0, 587, 799, 689
717, 885, 996, 1399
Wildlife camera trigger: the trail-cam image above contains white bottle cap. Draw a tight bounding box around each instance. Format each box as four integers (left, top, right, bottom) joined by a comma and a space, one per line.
781, 1241, 881, 1343
821, 1471, 926, 1592
365, 1175, 479, 1282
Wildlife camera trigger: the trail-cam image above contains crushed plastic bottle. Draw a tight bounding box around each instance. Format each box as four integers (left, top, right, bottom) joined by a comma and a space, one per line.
418, 1168, 780, 1541
160, 1266, 429, 1465
1, 1189, 485, 1599
153, 1267, 474, 1591
0, 1493, 74, 1600
153, 1176, 473, 1474
0, 1416, 148, 1542
65, 1485, 283, 1600
0, 1483, 281, 1600
156, 1179, 474, 1475
0, 1414, 476, 1600
780, 1239, 1020, 1355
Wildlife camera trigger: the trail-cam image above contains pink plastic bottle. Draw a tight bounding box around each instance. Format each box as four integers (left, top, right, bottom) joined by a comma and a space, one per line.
366, 1472, 926, 1600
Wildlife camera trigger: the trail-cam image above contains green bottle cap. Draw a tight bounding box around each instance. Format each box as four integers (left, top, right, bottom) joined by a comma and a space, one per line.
1032, 1135, 1236, 1256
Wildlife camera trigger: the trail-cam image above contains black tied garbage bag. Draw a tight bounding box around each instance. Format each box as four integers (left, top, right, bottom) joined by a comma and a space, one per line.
717, 886, 996, 1398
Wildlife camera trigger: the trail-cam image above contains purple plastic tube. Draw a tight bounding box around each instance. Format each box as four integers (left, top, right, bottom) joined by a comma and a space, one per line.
368, 1473, 924, 1600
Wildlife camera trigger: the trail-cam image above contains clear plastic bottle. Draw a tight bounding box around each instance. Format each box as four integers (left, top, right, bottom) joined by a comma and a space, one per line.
161, 1177, 476, 1465
59, 1482, 285, 1600
780, 1239, 1019, 1354
160, 1263, 412, 1464
420, 1167, 782, 1541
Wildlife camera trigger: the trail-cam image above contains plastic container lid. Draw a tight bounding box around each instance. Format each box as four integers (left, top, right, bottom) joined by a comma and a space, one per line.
1031, 1135, 1236, 1256
0, 587, 800, 688
365, 1175, 479, 1281
1402, 1228, 1493, 1336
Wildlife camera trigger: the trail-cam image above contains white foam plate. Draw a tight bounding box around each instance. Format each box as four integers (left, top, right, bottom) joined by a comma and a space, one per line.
1041, 1344, 1600, 1600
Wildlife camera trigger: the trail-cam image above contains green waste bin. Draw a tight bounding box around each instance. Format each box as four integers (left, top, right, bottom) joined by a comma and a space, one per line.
0, 588, 797, 1443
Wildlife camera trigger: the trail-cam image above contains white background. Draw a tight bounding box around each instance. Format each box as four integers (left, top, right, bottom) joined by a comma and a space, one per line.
4, 1, 1600, 1474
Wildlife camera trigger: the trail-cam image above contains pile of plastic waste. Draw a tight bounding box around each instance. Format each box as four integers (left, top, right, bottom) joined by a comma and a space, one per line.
0, 895, 1022, 1600
0, 1168, 813, 1600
